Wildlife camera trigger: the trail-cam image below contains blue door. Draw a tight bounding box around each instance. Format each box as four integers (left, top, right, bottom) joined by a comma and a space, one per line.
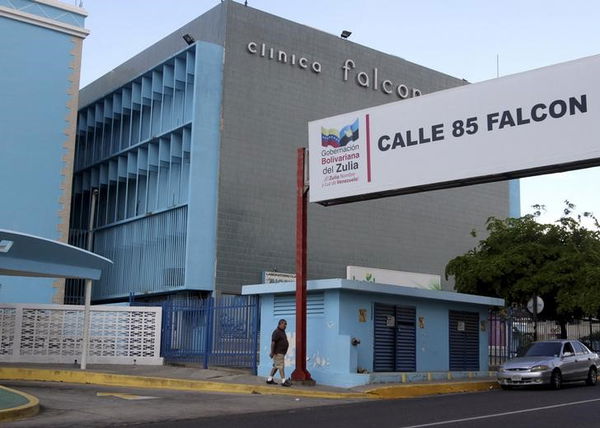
374, 303, 396, 372
449, 310, 479, 371
374, 303, 416, 372
395, 306, 416, 371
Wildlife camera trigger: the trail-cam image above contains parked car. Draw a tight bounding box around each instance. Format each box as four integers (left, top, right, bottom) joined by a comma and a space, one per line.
497, 339, 600, 390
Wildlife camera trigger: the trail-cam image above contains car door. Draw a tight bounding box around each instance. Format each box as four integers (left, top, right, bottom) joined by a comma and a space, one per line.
560, 342, 578, 381
573, 341, 593, 380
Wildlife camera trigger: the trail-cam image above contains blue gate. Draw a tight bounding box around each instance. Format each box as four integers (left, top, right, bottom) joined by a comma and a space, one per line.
160, 295, 260, 373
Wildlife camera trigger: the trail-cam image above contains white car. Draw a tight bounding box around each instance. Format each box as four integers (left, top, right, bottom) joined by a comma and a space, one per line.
497, 339, 600, 390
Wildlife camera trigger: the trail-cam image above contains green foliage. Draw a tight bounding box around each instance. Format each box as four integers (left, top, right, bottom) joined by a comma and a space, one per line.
445, 201, 600, 320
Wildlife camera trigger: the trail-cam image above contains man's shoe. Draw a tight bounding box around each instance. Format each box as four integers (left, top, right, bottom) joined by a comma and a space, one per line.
281, 379, 292, 387
266, 379, 276, 385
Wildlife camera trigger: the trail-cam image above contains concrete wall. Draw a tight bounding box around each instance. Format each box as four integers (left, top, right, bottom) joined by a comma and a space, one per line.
0, 1, 87, 303
257, 292, 358, 387
185, 42, 224, 291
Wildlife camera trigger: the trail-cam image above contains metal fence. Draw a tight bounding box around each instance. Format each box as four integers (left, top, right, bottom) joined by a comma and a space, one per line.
158, 295, 260, 373
489, 307, 600, 369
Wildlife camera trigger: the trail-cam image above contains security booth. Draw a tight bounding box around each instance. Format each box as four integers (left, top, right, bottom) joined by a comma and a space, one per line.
242, 279, 504, 388
0, 229, 114, 369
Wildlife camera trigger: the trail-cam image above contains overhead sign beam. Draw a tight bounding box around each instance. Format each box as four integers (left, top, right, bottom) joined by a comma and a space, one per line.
308, 54, 600, 205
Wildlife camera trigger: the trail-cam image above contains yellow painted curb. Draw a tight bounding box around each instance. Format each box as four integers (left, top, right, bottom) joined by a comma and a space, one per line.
0, 385, 40, 422
0, 368, 500, 401
365, 381, 499, 399
0, 368, 369, 400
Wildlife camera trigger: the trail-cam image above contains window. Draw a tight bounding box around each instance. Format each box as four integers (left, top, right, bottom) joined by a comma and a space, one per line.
562, 342, 575, 355
573, 341, 589, 355
522, 341, 561, 357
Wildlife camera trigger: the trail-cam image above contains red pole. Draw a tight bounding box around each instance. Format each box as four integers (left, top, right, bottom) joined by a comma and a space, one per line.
291, 148, 313, 383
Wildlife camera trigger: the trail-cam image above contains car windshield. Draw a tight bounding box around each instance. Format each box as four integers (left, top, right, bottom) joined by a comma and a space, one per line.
521, 342, 562, 357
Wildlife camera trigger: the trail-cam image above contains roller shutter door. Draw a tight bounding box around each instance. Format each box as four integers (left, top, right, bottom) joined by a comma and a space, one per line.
449, 310, 479, 371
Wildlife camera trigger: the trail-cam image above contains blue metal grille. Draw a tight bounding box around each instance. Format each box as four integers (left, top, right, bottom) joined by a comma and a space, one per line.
160, 295, 260, 372
395, 306, 416, 372
373, 303, 395, 372
373, 304, 416, 372
66, 47, 197, 304
71, 47, 196, 230
449, 310, 480, 371
273, 293, 325, 317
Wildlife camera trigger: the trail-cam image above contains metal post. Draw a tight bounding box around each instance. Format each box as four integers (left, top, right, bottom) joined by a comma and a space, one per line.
203, 297, 213, 369
252, 296, 260, 375
291, 148, 313, 383
81, 278, 92, 370
589, 317, 593, 348
81, 188, 98, 370
532, 294, 538, 342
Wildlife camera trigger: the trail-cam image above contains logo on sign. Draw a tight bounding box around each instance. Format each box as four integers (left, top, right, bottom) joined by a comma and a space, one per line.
321, 119, 359, 148
319, 117, 363, 189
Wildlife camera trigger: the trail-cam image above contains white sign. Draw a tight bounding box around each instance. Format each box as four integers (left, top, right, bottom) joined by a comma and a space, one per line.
308, 54, 600, 205
386, 315, 395, 327
346, 266, 441, 290
262, 271, 296, 283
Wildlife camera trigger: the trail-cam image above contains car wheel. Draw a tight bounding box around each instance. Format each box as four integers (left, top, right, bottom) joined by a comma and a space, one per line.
551, 369, 562, 390
500, 384, 512, 390
586, 367, 597, 386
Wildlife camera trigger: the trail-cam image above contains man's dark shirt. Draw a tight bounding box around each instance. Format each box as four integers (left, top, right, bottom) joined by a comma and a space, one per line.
272, 327, 289, 354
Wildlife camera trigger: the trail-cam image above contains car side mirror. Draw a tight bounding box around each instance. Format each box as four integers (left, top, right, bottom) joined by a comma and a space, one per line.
562, 351, 574, 358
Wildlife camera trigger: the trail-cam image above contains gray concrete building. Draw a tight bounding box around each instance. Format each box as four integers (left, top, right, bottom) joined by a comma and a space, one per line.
69, 0, 515, 303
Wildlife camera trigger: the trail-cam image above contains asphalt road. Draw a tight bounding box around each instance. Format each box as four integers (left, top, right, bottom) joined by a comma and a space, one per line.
4, 381, 600, 427
145, 383, 600, 428
2, 381, 355, 427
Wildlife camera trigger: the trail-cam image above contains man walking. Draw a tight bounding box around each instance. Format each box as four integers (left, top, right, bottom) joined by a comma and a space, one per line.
266, 319, 292, 386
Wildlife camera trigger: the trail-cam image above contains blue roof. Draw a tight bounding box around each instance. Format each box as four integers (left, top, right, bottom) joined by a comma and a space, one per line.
0, 229, 112, 280
242, 278, 505, 307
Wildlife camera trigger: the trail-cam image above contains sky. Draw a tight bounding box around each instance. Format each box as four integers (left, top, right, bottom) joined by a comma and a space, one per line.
75, 0, 600, 226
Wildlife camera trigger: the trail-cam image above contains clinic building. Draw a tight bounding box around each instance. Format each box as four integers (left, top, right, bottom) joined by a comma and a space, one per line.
68, 1, 517, 303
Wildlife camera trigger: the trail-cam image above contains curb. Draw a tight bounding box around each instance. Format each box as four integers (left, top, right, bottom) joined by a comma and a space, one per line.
0, 385, 40, 422
0, 368, 499, 400
0, 368, 369, 400
364, 381, 500, 399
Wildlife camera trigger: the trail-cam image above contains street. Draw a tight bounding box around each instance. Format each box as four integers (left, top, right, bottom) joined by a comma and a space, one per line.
145, 384, 600, 428
3, 381, 600, 427
1, 381, 355, 427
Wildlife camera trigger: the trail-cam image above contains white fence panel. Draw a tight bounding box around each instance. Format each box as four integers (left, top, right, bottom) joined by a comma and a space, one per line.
0, 304, 162, 365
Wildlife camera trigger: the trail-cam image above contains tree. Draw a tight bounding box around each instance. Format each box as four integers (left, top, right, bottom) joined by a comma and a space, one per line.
445, 202, 600, 338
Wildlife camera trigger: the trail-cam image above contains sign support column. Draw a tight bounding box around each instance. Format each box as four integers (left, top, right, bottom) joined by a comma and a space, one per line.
291, 148, 314, 384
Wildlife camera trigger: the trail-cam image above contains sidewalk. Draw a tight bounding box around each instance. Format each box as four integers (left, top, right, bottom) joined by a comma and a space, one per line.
0, 363, 499, 421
